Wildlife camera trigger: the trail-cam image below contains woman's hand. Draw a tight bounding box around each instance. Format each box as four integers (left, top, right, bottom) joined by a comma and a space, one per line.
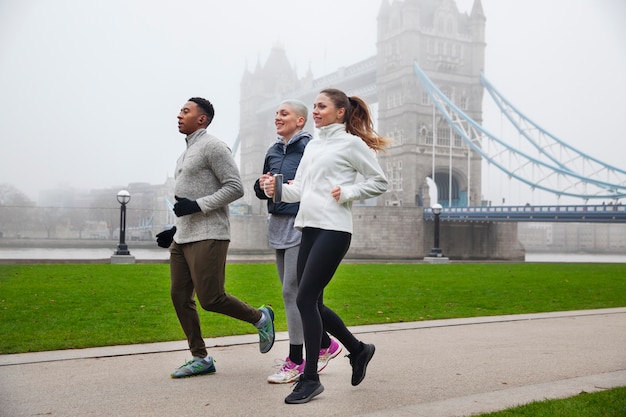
331, 185, 341, 202
260, 172, 275, 197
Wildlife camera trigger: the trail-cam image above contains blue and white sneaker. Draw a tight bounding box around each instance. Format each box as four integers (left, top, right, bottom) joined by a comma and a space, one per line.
171, 356, 216, 378
257, 305, 275, 354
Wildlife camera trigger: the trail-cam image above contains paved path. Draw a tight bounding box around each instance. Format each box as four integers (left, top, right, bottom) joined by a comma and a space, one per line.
1, 308, 625, 417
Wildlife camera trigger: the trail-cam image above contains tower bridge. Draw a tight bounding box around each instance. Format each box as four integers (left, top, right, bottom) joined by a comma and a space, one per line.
230, 0, 625, 260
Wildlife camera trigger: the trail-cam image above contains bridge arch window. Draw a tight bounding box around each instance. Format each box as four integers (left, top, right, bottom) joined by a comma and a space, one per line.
425, 128, 434, 145
419, 125, 430, 145
387, 128, 402, 146
454, 132, 463, 147
386, 160, 403, 192
387, 91, 404, 109
421, 91, 431, 105
437, 126, 450, 146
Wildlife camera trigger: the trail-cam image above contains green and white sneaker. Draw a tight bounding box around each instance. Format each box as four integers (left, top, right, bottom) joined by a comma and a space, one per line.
257, 305, 275, 354
171, 356, 216, 378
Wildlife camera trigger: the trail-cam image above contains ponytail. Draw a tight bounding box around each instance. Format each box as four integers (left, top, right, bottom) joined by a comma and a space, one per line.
320, 88, 391, 152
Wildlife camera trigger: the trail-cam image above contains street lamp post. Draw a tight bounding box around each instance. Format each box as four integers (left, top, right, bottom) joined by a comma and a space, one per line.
115, 190, 131, 256
427, 203, 445, 258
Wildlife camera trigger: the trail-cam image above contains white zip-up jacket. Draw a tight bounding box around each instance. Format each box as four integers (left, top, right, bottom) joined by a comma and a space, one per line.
281, 123, 388, 234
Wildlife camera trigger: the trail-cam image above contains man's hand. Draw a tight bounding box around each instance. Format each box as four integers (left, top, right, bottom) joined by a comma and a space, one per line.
156, 226, 176, 248
173, 196, 201, 217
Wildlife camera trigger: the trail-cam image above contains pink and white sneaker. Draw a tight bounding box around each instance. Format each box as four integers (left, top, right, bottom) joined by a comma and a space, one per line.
267, 357, 305, 384
317, 338, 342, 372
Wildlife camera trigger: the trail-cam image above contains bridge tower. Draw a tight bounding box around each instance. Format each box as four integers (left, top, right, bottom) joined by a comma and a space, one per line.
376, 0, 486, 208
237, 44, 315, 215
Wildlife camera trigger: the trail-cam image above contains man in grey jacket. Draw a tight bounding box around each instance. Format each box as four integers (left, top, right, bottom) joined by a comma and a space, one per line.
156, 97, 275, 378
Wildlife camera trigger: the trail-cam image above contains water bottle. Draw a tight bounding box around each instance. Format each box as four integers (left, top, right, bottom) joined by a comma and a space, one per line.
272, 174, 283, 203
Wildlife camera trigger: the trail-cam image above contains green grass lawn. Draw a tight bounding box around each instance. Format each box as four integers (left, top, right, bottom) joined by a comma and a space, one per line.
478, 386, 626, 417
1, 263, 624, 354
1, 262, 625, 416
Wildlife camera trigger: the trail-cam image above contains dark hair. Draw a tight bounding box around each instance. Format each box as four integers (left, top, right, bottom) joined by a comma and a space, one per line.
188, 97, 215, 125
319, 88, 390, 152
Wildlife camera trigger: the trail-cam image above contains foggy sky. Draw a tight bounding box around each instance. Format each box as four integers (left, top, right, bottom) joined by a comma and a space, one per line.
1, 0, 625, 205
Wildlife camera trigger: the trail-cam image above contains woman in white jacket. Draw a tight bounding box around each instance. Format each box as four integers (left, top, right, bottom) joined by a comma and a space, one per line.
262, 88, 390, 404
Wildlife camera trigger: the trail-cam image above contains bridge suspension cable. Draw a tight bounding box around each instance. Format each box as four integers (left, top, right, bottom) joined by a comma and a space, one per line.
413, 61, 626, 202
481, 73, 626, 186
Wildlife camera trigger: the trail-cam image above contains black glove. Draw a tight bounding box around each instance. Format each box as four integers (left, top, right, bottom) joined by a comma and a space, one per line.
156, 226, 176, 248
173, 196, 201, 217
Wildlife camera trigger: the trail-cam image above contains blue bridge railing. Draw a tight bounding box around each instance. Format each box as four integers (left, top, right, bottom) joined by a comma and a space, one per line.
424, 204, 626, 223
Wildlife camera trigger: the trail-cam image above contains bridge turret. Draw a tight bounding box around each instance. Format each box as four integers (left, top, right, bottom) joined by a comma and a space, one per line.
470, 0, 486, 75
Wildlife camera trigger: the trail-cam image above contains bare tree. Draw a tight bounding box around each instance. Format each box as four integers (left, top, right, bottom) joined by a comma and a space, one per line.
0, 184, 36, 238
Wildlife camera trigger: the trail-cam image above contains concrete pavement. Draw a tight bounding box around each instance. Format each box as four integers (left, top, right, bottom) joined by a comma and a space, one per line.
1, 308, 625, 417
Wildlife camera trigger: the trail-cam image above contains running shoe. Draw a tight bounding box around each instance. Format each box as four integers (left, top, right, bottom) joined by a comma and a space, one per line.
267, 357, 305, 384
348, 343, 375, 386
257, 305, 275, 353
170, 356, 216, 378
284, 375, 324, 404
317, 337, 342, 372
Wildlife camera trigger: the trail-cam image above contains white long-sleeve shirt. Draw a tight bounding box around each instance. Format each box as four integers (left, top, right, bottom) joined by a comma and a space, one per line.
280, 123, 388, 234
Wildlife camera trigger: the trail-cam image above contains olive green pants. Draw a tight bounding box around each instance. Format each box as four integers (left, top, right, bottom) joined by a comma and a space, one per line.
170, 239, 261, 358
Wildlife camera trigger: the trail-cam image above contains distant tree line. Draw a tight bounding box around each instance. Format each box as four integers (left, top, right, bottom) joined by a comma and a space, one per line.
0, 184, 158, 240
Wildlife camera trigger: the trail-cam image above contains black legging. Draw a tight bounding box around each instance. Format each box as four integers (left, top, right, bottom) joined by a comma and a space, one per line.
297, 227, 361, 378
